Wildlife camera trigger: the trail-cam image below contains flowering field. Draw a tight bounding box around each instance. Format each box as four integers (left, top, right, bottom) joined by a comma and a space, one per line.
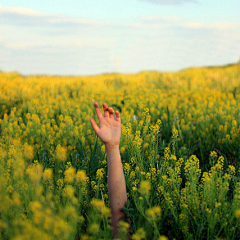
0, 63, 240, 240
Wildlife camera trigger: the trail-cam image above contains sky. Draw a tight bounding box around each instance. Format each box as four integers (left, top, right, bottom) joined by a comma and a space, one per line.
0, 0, 239, 76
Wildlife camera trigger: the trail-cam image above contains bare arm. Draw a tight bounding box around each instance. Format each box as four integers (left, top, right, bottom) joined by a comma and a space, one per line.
90, 102, 127, 237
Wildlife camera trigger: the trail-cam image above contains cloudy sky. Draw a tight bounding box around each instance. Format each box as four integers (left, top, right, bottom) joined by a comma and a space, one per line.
0, 0, 239, 75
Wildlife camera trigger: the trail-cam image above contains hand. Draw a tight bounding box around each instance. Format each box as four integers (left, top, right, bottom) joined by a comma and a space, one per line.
90, 102, 121, 148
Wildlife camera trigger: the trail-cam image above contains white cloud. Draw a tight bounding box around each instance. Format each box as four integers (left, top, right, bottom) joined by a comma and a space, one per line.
181, 22, 240, 30
0, 5, 239, 75
141, 16, 179, 23
120, 16, 179, 30
1, 6, 49, 17
0, 6, 102, 27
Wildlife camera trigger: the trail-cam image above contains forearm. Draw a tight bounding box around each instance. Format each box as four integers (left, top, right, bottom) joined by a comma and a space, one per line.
105, 144, 127, 236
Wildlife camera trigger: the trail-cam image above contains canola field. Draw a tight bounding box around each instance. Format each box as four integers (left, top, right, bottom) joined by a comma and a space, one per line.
0, 63, 240, 240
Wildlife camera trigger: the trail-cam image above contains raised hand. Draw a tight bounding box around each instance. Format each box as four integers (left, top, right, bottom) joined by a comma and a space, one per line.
90, 102, 121, 148
90, 102, 128, 238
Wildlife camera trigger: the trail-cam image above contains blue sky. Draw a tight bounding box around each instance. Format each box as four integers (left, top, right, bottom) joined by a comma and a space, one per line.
0, 0, 239, 75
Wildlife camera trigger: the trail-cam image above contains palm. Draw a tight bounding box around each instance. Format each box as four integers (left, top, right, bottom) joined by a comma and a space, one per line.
90, 103, 121, 147
98, 117, 121, 144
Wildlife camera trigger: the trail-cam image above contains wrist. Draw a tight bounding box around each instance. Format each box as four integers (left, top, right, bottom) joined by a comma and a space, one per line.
105, 144, 120, 157
105, 143, 120, 151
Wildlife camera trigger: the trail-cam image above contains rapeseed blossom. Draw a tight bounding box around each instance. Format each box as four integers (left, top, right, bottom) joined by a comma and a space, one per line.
235, 209, 240, 218
26, 163, 43, 182
96, 168, 105, 180
91, 198, 110, 216
23, 144, 35, 160
132, 228, 146, 240
55, 145, 67, 161
0, 64, 240, 240
64, 166, 76, 183
42, 168, 53, 181
145, 206, 161, 221
158, 236, 168, 240
118, 220, 130, 233
76, 170, 87, 183
139, 180, 151, 196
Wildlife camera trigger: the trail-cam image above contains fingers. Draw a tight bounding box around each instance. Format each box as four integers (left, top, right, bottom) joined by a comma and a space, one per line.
103, 103, 109, 118
115, 110, 121, 122
94, 102, 103, 119
95, 102, 120, 121
108, 107, 115, 120
90, 118, 100, 135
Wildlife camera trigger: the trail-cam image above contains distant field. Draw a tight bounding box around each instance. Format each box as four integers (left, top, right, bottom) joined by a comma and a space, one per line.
0, 63, 240, 240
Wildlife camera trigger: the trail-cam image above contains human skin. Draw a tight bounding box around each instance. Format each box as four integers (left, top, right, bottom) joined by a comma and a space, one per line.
90, 102, 127, 238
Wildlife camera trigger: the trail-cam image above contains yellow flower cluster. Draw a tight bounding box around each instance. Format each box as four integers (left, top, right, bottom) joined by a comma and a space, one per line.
64, 166, 76, 183
76, 170, 87, 183
42, 168, 53, 181
132, 227, 146, 240
145, 206, 161, 221
0, 63, 240, 240
55, 145, 68, 162
26, 162, 43, 182
139, 180, 151, 196
90, 198, 110, 216
96, 168, 105, 180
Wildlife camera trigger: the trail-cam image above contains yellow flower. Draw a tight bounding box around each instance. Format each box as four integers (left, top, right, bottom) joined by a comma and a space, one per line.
0, 147, 7, 161
210, 151, 217, 158
76, 170, 87, 183
81, 235, 89, 240
26, 113, 31, 120
53, 216, 72, 237
215, 202, 221, 208
26, 163, 43, 182
33, 210, 43, 225
146, 206, 161, 221
63, 185, 75, 199
235, 209, 240, 218
118, 221, 130, 233
170, 154, 177, 161
55, 145, 67, 161
23, 144, 35, 160
90, 198, 110, 216
59, 114, 64, 121
88, 223, 99, 234
132, 228, 146, 240
42, 168, 53, 181
64, 206, 78, 220
64, 166, 76, 183
124, 163, 131, 172
78, 216, 85, 223
143, 143, 149, 149
130, 171, 135, 179
7, 185, 14, 194
12, 192, 21, 206
101, 206, 111, 216
158, 236, 168, 240
96, 168, 105, 180
145, 172, 151, 180
172, 129, 178, 138
91, 198, 104, 210
30, 201, 42, 213
228, 165, 236, 175
56, 178, 64, 189
43, 215, 52, 230
139, 180, 151, 196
